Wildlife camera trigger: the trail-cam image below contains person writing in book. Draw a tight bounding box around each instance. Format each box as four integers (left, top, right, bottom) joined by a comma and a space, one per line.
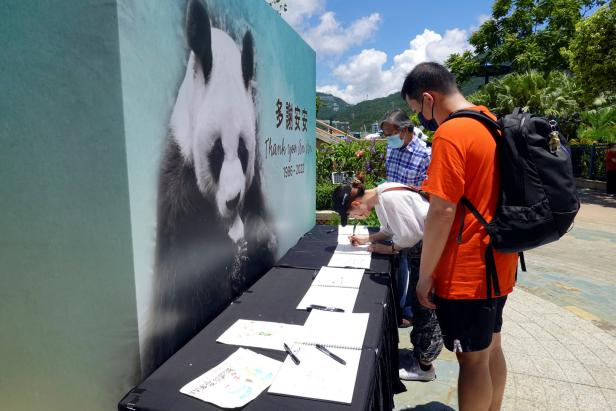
331, 180, 443, 382
380, 108, 431, 330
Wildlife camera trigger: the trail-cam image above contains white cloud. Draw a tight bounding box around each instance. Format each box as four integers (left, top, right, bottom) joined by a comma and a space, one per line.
280, 0, 325, 28
302, 12, 381, 55
278, 1, 381, 56
471, 14, 491, 32
317, 27, 474, 104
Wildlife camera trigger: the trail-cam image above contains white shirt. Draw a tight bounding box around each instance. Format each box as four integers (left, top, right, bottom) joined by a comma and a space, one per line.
374, 182, 429, 249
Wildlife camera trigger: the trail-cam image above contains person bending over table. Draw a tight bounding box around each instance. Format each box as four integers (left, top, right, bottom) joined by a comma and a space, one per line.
380, 108, 431, 329
331, 181, 443, 382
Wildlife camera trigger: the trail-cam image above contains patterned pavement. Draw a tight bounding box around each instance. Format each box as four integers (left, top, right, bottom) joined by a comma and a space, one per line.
394, 189, 616, 410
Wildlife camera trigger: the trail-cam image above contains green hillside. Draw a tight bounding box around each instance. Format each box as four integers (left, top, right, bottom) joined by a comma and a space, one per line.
317, 77, 485, 132
317, 93, 352, 120
317, 92, 410, 132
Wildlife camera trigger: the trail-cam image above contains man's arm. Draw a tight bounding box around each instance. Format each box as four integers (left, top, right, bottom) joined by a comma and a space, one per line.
417, 194, 457, 308
369, 231, 392, 243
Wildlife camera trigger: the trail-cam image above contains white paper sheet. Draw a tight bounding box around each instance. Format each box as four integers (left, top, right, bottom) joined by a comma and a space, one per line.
269, 311, 370, 404
337, 224, 368, 236
268, 344, 362, 404
299, 310, 369, 350
334, 243, 371, 255
354, 225, 369, 236
296, 286, 359, 313
216, 320, 303, 351
311, 266, 365, 289
180, 348, 282, 408
338, 225, 355, 235
337, 234, 351, 245
328, 252, 371, 269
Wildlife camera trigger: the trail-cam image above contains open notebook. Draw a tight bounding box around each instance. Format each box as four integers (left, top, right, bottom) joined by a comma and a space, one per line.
268, 310, 369, 404
338, 225, 369, 236
297, 267, 365, 313
328, 244, 372, 269
216, 320, 303, 351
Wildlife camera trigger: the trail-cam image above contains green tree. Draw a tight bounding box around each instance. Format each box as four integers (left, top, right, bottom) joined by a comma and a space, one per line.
563, 2, 616, 102
469, 70, 583, 138
576, 106, 616, 144
316, 95, 325, 116
446, 0, 605, 84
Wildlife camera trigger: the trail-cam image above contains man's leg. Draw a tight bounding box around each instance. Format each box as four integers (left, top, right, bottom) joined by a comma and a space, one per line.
488, 333, 506, 411
457, 347, 492, 411
434, 295, 509, 410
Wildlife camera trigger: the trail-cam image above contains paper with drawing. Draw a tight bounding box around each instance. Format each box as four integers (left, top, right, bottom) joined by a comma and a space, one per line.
180, 348, 282, 408
217, 319, 303, 351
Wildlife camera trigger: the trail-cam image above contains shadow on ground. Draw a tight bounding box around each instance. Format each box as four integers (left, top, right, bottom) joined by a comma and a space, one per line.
399, 401, 455, 411
577, 187, 616, 208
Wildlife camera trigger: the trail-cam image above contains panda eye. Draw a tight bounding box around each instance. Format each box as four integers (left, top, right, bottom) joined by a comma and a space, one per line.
238, 136, 249, 174
209, 137, 224, 183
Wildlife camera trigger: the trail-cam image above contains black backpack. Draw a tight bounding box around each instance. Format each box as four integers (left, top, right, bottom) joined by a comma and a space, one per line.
443, 108, 580, 299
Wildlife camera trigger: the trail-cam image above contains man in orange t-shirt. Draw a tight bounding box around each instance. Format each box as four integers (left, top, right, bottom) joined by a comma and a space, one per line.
401, 62, 518, 411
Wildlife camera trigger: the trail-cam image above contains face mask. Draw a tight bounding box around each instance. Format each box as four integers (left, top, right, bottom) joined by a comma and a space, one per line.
418, 96, 438, 131
387, 133, 403, 149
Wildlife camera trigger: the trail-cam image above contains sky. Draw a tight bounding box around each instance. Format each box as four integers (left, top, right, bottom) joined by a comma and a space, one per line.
278, 0, 495, 104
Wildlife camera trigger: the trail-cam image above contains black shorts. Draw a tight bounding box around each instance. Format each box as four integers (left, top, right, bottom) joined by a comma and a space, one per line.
434, 295, 508, 353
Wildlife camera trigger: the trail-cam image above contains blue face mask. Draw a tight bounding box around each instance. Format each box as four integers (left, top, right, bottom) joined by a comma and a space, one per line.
418, 96, 438, 131
387, 133, 403, 149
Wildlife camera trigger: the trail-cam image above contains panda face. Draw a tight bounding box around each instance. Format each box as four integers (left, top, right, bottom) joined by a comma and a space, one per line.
191, 30, 256, 222
170, 1, 256, 225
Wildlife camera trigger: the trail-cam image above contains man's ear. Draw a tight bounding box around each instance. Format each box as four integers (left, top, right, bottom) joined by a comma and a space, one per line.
351, 200, 361, 207
422, 92, 435, 105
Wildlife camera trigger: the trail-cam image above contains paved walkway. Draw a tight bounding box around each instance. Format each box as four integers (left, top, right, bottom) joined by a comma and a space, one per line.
394, 189, 616, 410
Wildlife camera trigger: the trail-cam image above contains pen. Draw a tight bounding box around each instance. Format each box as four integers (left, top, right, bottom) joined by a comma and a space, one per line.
283, 343, 300, 365
315, 344, 346, 365
353, 224, 356, 235
308, 304, 345, 313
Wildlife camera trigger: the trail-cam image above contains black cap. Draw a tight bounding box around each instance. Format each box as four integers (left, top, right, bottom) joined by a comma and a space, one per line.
379, 108, 413, 130
331, 184, 352, 226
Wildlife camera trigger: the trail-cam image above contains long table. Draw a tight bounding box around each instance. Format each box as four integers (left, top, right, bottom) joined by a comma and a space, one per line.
119, 226, 403, 411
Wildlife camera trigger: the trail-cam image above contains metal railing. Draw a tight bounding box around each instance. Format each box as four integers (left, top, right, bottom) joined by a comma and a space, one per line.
570, 144, 609, 181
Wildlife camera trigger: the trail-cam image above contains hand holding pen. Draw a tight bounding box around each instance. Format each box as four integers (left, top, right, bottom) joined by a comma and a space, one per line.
348, 234, 369, 246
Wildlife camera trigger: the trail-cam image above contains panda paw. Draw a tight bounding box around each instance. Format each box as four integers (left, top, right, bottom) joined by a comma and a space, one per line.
236, 238, 249, 261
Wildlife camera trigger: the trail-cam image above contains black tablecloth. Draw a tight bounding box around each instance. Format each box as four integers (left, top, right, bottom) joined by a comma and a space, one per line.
275, 226, 391, 274
119, 226, 402, 411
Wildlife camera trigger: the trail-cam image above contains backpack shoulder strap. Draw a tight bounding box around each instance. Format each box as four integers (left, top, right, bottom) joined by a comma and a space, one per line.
444, 110, 502, 142
382, 185, 429, 201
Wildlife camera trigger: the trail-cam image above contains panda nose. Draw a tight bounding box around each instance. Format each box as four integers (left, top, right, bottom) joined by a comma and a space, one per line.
226, 193, 241, 210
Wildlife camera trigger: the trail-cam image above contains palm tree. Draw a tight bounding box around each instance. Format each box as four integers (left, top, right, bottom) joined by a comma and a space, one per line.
577, 106, 616, 144
469, 70, 582, 138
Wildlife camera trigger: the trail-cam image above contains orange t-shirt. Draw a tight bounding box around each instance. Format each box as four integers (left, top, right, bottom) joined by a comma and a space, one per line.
421, 106, 518, 300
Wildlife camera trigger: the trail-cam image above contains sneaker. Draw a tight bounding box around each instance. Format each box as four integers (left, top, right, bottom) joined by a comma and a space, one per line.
398, 357, 436, 382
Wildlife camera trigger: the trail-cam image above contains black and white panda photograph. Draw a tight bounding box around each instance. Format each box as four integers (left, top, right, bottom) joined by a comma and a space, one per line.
143, 0, 277, 375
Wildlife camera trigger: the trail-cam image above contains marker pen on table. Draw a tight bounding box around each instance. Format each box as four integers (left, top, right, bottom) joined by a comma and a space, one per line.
315, 344, 346, 365
283, 343, 300, 365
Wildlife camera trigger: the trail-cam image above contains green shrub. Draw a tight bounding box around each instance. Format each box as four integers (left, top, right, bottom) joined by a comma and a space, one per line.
327, 210, 380, 228
316, 139, 388, 186
576, 106, 616, 144
316, 182, 335, 210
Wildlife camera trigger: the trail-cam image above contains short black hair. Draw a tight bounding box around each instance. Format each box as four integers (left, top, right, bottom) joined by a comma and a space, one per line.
400, 62, 458, 102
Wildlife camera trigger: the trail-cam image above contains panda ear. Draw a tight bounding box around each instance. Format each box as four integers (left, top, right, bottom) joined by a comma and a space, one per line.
186, 0, 213, 82
241, 31, 254, 89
